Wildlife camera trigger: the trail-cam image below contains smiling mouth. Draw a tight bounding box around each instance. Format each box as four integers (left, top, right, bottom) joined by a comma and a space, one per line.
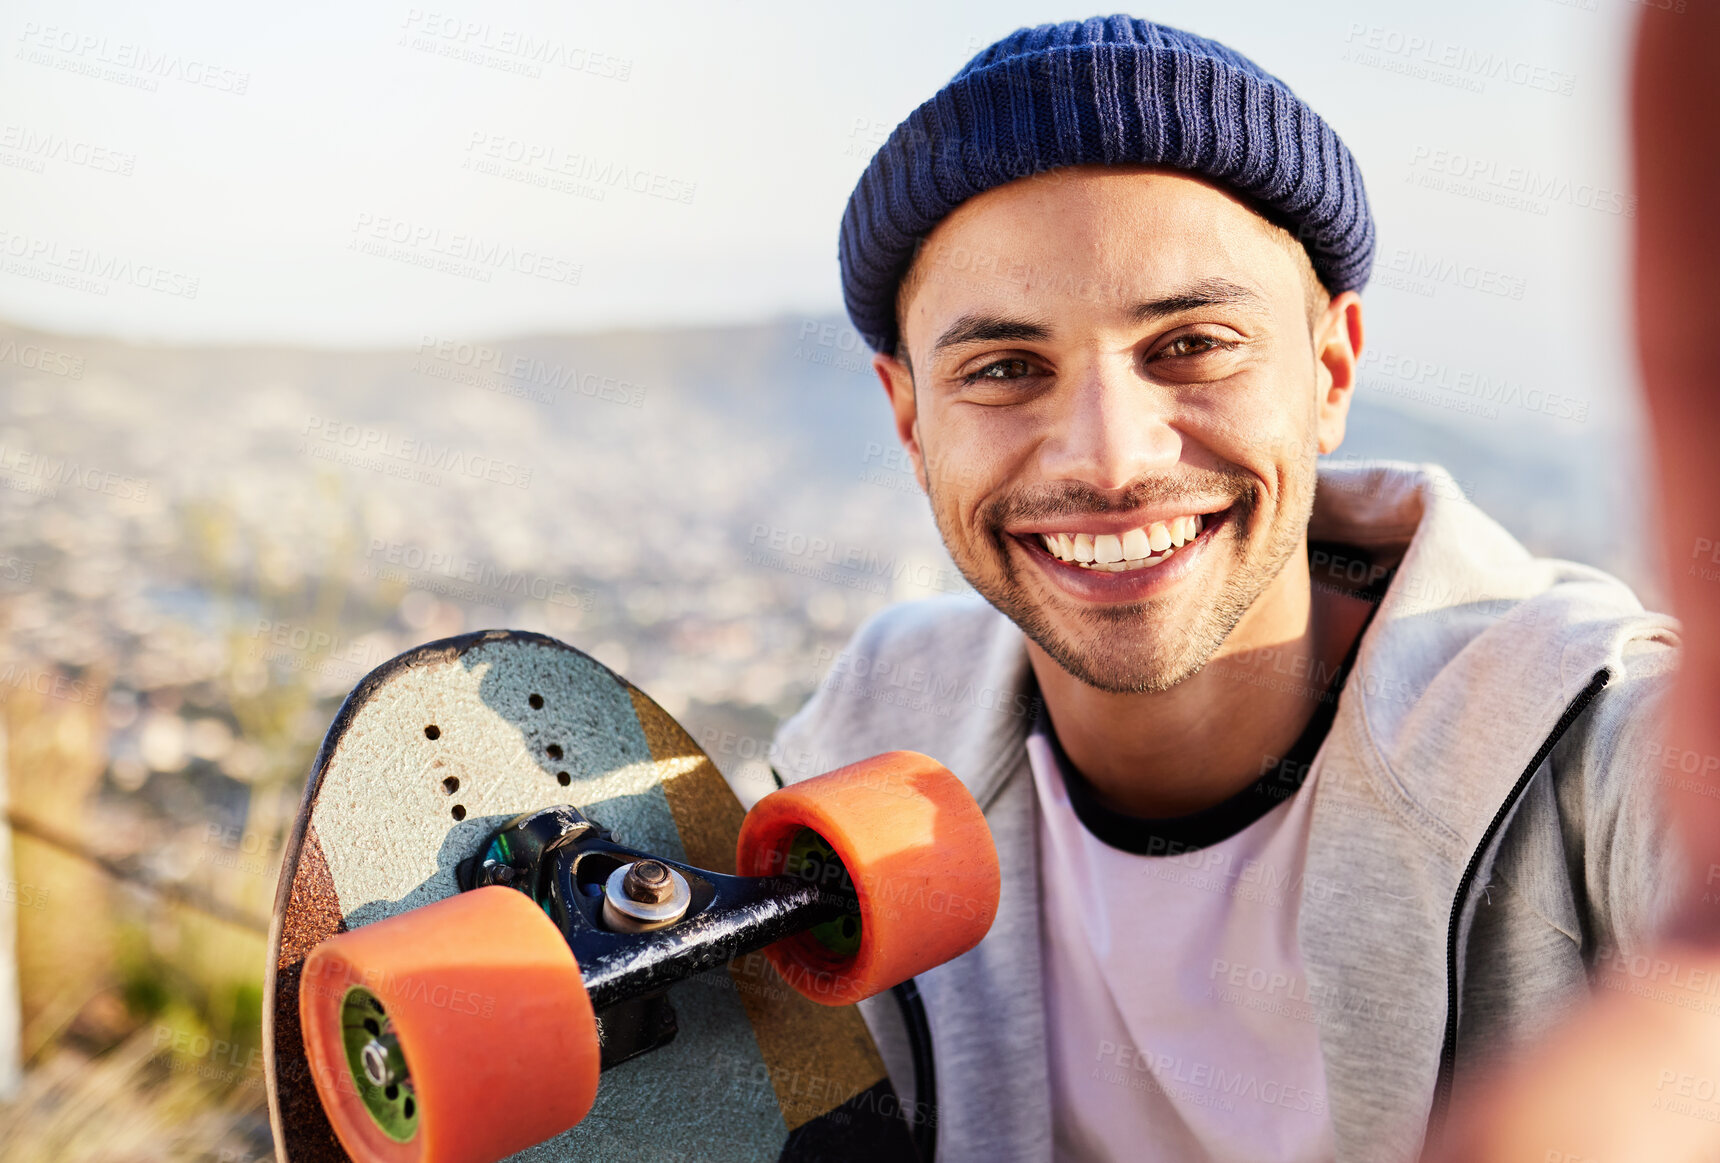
1018, 507, 1228, 573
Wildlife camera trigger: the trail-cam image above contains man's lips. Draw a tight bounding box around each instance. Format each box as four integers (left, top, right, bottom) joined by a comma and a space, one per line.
1006, 503, 1233, 598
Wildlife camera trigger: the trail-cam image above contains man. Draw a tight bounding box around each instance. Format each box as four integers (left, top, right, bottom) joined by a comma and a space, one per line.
771, 15, 1680, 1163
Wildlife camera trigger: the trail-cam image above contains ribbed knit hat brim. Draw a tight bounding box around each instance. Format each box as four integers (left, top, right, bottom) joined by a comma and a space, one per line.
838, 15, 1375, 353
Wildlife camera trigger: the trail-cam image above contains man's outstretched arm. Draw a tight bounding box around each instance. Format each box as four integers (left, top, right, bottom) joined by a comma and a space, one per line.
1429, 4, 1720, 1159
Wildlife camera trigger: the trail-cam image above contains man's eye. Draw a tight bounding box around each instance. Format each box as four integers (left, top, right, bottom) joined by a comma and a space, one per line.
1159, 334, 1230, 358
961, 357, 1034, 383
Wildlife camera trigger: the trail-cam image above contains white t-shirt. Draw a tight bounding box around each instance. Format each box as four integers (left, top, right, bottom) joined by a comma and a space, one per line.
1028, 716, 1336, 1162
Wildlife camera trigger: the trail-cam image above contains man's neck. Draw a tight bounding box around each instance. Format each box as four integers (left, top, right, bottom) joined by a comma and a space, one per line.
1027, 544, 1378, 819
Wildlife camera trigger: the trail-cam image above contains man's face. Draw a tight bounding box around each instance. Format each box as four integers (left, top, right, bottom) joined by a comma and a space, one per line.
878, 166, 1360, 694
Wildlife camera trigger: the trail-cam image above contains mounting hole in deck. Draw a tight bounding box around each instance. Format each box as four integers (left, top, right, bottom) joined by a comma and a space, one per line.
441, 776, 459, 794
424, 725, 440, 740
546, 743, 563, 760
451, 805, 466, 821
556, 771, 570, 786
529, 693, 543, 709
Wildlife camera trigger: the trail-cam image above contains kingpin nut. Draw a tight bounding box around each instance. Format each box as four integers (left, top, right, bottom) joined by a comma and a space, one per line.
622, 859, 674, 904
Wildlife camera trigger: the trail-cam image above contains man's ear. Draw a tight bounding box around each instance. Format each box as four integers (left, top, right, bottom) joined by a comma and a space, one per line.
874, 350, 929, 493
1313, 290, 1364, 456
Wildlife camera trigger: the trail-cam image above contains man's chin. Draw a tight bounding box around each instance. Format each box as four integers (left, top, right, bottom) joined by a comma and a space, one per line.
1022, 607, 1207, 695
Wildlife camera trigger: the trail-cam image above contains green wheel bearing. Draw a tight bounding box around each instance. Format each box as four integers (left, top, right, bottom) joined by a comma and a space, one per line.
787, 828, 863, 957
339, 987, 420, 1143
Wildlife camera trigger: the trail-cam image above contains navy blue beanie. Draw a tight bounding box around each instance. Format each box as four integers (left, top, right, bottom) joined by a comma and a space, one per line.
838, 14, 1375, 353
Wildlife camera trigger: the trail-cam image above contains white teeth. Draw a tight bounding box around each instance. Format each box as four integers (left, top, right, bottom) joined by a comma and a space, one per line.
1034, 512, 1212, 571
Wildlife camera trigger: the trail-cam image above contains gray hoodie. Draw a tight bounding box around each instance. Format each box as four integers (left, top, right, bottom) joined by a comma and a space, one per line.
770, 460, 1682, 1162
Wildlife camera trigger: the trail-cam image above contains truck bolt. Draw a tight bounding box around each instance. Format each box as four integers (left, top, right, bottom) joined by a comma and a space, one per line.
622, 859, 674, 904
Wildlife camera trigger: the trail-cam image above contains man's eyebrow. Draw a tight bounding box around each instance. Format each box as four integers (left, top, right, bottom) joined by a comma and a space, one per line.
930, 315, 1053, 356
1130, 278, 1268, 324
927, 279, 1268, 356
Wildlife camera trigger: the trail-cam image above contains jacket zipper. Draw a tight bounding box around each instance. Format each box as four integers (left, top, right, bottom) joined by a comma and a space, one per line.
1426, 666, 1611, 1135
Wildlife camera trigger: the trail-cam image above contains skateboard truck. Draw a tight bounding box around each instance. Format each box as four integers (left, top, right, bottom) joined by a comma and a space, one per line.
455, 804, 858, 1070
297, 748, 999, 1163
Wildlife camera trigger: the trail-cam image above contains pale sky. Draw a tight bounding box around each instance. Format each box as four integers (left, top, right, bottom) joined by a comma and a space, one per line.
0, 0, 1643, 432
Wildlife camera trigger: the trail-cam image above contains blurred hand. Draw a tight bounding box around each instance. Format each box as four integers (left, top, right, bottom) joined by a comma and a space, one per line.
1427, 943, 1720, 1162
1426, 3, 1720, 1160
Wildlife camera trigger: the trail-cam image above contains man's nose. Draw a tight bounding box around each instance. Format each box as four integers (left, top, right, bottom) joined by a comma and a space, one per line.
1038, 360, 1182, 491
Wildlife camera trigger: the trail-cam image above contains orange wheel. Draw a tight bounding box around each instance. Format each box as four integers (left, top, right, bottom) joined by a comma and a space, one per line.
736, 750, 999, 1006
298, 885, 599, 1163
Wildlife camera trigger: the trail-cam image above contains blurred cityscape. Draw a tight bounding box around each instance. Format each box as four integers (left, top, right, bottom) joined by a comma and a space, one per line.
0, 312, 1657, 1159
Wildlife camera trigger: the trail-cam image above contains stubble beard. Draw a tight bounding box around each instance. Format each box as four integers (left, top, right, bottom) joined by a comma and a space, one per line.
926, 443, 1319, 695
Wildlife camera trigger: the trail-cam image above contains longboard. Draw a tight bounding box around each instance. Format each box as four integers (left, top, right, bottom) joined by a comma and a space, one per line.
263, 629, 931, 1161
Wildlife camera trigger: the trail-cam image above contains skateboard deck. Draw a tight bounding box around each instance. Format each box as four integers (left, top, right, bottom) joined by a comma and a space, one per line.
264, 629, 921, 1162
